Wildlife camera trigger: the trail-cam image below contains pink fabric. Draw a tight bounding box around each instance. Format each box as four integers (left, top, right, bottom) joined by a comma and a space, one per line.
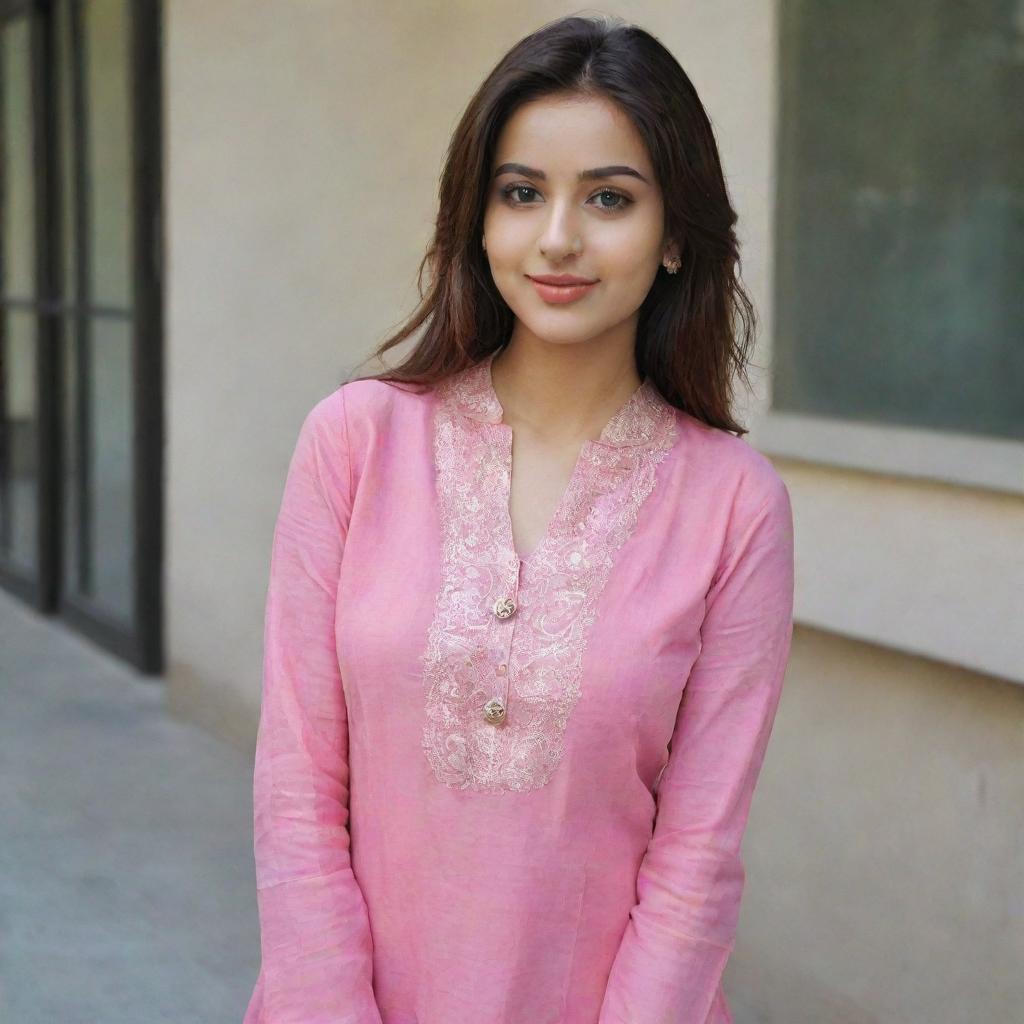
244, 351, 794, 1024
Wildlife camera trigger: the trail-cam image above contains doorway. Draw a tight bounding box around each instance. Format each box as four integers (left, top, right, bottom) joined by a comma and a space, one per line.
0, 0, 162, 672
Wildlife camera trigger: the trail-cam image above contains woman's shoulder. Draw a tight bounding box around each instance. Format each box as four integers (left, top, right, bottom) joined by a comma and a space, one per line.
303, 374, 435, 440
343, 374, 436, 441
673, 408, 791, 523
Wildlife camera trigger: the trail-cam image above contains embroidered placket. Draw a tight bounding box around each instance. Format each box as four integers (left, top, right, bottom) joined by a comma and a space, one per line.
419, 354, 679, 792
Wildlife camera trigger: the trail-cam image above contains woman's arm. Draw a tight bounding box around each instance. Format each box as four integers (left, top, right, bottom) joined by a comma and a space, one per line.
598, 473, 795, 1024
244, 389, 383, 1024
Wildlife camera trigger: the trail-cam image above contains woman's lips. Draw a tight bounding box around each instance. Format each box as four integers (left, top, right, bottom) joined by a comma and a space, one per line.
527, 277, 599, 304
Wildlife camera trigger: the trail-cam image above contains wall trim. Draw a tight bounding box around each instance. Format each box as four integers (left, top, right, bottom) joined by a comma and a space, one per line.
750, 410, 1024, 498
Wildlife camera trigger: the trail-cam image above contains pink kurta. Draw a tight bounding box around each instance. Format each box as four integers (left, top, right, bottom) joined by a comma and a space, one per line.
243, 350, 795, 1024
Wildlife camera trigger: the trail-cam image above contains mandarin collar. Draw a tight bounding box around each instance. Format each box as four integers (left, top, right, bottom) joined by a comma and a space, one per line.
447, 350, 673, 450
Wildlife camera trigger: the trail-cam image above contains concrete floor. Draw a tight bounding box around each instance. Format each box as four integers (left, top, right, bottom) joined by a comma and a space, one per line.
0, 589, 260, 1023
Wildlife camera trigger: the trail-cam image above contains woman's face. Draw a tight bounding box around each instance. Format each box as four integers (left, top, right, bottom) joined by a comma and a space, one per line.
482, 92, 676, 352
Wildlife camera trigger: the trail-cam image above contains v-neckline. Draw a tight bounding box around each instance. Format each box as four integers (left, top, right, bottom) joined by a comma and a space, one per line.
483, 353, 648, 568
502, 431, 593, 565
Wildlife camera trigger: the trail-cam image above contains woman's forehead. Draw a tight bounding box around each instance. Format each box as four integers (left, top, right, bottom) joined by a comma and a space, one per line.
493, 96, 651, 173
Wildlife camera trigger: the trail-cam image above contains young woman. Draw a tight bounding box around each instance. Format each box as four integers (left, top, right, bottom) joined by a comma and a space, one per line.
244, 14, 794, 1024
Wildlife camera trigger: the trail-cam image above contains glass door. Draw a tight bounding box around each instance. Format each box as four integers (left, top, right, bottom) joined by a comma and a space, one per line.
0, 0, 162, 673
0, 5, 42, 592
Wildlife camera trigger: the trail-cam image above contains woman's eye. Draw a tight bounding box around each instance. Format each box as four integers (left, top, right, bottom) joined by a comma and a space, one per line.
593, 189, 630, 211
503, 184, 539, 204
500, 184, 631, 212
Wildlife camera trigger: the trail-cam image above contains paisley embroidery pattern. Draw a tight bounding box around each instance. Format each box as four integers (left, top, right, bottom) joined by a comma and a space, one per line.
420, 351, 679, 792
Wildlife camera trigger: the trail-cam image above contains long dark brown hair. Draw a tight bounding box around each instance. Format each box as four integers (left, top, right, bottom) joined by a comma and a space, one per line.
348, 13, 758, 436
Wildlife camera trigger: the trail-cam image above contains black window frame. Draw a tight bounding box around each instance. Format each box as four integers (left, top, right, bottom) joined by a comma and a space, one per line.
0, 0, 163, 674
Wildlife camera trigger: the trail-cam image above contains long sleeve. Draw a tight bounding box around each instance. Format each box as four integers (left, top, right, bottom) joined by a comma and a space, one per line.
598, 473, 795, 1024
244, 389, 383, 1024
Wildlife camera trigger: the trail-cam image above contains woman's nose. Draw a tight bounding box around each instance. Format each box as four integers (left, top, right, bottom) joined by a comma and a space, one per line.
538, 202, 582, 259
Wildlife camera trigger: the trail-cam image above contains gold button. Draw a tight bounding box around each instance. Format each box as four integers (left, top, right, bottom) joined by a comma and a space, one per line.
497, 663, 507, 675
483, 697, 506, 724
493, 597, 516, 619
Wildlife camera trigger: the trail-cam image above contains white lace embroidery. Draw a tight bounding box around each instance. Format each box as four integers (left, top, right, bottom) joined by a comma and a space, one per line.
420, 352, 680, 792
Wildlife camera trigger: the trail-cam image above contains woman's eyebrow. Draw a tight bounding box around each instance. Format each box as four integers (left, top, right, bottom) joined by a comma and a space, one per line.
492, 162, 650, 185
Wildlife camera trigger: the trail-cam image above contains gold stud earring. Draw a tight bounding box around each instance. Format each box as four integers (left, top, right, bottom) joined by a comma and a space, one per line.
662, 254, 681, 274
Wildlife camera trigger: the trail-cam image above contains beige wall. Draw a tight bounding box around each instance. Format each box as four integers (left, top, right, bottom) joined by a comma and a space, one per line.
163, 2, 1023, 1020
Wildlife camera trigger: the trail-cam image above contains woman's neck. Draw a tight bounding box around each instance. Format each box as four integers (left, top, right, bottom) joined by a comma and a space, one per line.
489, 337, 643, 445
